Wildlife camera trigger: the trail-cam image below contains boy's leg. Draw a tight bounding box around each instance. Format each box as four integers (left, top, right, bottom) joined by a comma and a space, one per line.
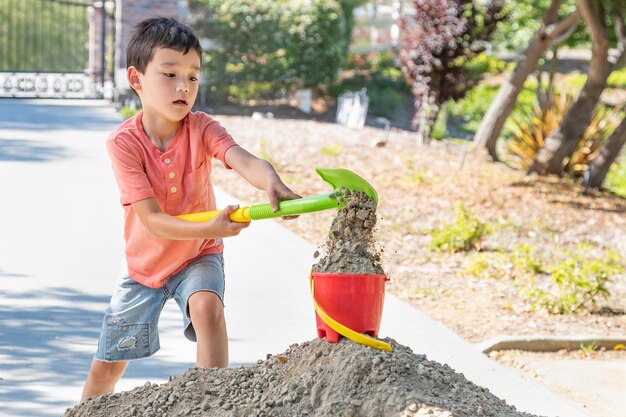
188, 291, 228, 368
83, 275, 163, 402
80, 359, 128, 401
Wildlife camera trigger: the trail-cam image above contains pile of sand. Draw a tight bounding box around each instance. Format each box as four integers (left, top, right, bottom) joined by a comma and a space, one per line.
64, 338, 535, 417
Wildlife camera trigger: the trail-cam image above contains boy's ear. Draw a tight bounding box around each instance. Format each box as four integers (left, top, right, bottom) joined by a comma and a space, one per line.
127, 66, 142, 91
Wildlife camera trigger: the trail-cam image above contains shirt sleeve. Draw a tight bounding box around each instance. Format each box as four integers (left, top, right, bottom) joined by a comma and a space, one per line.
200, 114, 238, 169
106, 136, 155, 206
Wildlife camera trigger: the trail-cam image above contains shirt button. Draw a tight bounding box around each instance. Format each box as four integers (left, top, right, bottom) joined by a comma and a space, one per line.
164, 158, 171, 164
169, 172, 175, 179
170, 186, 177, 193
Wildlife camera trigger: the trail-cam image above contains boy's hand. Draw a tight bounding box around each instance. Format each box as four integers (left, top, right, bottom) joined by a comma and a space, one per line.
266, 174, 302, 220
209, 205, 251, 236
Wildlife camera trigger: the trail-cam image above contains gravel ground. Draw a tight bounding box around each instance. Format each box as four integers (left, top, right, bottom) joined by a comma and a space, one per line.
64, 339, 537, 417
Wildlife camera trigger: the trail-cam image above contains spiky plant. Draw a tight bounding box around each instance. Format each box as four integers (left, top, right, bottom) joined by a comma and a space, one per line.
566, 105, 623, 176
506, 87, 621, 177
506, 90, 573, 169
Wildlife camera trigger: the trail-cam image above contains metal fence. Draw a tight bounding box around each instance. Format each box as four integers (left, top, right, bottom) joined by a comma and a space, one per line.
0, 0, 112, 98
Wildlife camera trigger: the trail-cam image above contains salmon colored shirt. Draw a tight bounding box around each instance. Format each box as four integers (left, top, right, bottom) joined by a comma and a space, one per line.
106, 111, 238, 288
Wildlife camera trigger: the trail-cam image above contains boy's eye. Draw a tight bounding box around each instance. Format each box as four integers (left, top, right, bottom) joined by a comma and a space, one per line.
164, 73, 175, 78
190, 77, 198, 82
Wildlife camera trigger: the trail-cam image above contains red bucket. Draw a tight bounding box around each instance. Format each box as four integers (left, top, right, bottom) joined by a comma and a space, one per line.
312, 272, 389, 343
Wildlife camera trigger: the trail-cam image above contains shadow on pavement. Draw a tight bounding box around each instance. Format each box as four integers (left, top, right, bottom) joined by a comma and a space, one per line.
0, 99, 121, 132
0, 285, 197, 417
0, 139, 68, 162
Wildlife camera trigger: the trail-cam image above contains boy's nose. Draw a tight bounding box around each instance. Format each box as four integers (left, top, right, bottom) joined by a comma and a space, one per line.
176, 79, 190, 92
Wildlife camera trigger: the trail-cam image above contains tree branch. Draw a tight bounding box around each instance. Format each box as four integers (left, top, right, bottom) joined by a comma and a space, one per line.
543, 9, 581, 44
616, 10, 625, 48
543, 0, 563, 25
577, 0, 609, 47
611, 10, 626, 69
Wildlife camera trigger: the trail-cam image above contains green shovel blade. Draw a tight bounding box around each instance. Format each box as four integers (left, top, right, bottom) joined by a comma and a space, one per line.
315, 167, 378, 203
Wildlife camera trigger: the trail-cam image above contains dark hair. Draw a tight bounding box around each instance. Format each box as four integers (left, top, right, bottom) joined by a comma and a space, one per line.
126, 17, 202, 73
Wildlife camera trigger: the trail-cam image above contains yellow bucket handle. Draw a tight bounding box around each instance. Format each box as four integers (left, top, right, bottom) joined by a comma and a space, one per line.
309, 271, 392, 352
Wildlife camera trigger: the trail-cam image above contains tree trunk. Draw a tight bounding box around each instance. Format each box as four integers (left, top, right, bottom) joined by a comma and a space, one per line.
470, 0, 579, 160
586, 116, 626, 188
415, 89, 441, 145
583, 10, 626, 188
528, 0, 611, 175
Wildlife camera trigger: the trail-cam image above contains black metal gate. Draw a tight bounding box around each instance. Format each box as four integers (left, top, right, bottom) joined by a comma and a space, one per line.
0, 0, 115, 98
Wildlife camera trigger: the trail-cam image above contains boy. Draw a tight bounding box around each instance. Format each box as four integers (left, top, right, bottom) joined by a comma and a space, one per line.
80, 17, 300, 401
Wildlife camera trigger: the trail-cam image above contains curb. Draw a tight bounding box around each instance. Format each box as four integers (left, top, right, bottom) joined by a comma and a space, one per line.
476, 335, 626, 354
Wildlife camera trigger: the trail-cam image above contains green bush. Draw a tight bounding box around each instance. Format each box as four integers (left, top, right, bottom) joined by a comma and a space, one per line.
466, 52, 515, 78
367, 88, 405, 119
524, 247, 622, 314
119, 106, 140, 119
191, 0, 346, 102
445, 79, 538, 137
463, 244, 544, 280
430, 203, 491, 252
605, 157, 626, 198
608, 68, 626, 88
227, 82, 274, 101
345, 51, 397, 72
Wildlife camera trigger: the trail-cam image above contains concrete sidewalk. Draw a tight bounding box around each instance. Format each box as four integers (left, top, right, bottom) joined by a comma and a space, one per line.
0, 99, 591, 417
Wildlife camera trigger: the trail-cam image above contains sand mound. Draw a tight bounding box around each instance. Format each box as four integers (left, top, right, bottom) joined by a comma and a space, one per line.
64, 338, 536, 417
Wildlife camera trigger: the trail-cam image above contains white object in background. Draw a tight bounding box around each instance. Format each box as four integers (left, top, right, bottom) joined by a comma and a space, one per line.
297, 88, 313, 113
336, 89, 369, 128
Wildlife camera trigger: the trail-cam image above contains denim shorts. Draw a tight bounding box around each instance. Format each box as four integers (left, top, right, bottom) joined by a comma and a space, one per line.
94, 253, 225, 362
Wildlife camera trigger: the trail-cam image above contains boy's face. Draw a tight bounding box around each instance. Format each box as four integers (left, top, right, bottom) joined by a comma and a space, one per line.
128, 47, 201, 122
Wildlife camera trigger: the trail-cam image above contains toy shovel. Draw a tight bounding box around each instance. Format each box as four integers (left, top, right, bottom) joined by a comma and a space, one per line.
176, 168, 377, 223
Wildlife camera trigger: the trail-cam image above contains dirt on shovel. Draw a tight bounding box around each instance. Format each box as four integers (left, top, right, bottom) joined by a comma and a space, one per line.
312, 190, 384, 275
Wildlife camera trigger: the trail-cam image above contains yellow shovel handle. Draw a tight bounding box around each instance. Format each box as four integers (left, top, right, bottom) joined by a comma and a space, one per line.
176, 207, 251, 223
309, 271, 392, 352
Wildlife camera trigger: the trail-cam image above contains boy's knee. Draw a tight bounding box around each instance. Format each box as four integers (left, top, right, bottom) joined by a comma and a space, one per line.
90, 359, 127, 381
188, 291, 224, 325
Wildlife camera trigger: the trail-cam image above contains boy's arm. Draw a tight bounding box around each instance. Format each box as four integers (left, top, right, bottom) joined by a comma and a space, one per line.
224, 146, 301, 213
132, 198, 249, 240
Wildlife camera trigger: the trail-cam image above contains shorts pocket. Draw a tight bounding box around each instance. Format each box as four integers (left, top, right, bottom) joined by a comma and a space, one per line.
105, 323, 152, 361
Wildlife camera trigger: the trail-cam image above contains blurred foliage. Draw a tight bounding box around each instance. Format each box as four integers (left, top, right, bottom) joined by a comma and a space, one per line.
443, 68, 622, 140
605, 146, 626, 198
524, 246, 622, 314
444, 80, 536, 136
429, 203, 492, 252
190, 0, 347, 102
329, 51, 408, 119
398, 0, 507, 132
119, 106, 140, 119
491, 0, 582, 53
491, 0, 626, 54
608, 68, 626, 89
464, 239, 623, 315
463, 244, 545, 280
466, 52, 516, 78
